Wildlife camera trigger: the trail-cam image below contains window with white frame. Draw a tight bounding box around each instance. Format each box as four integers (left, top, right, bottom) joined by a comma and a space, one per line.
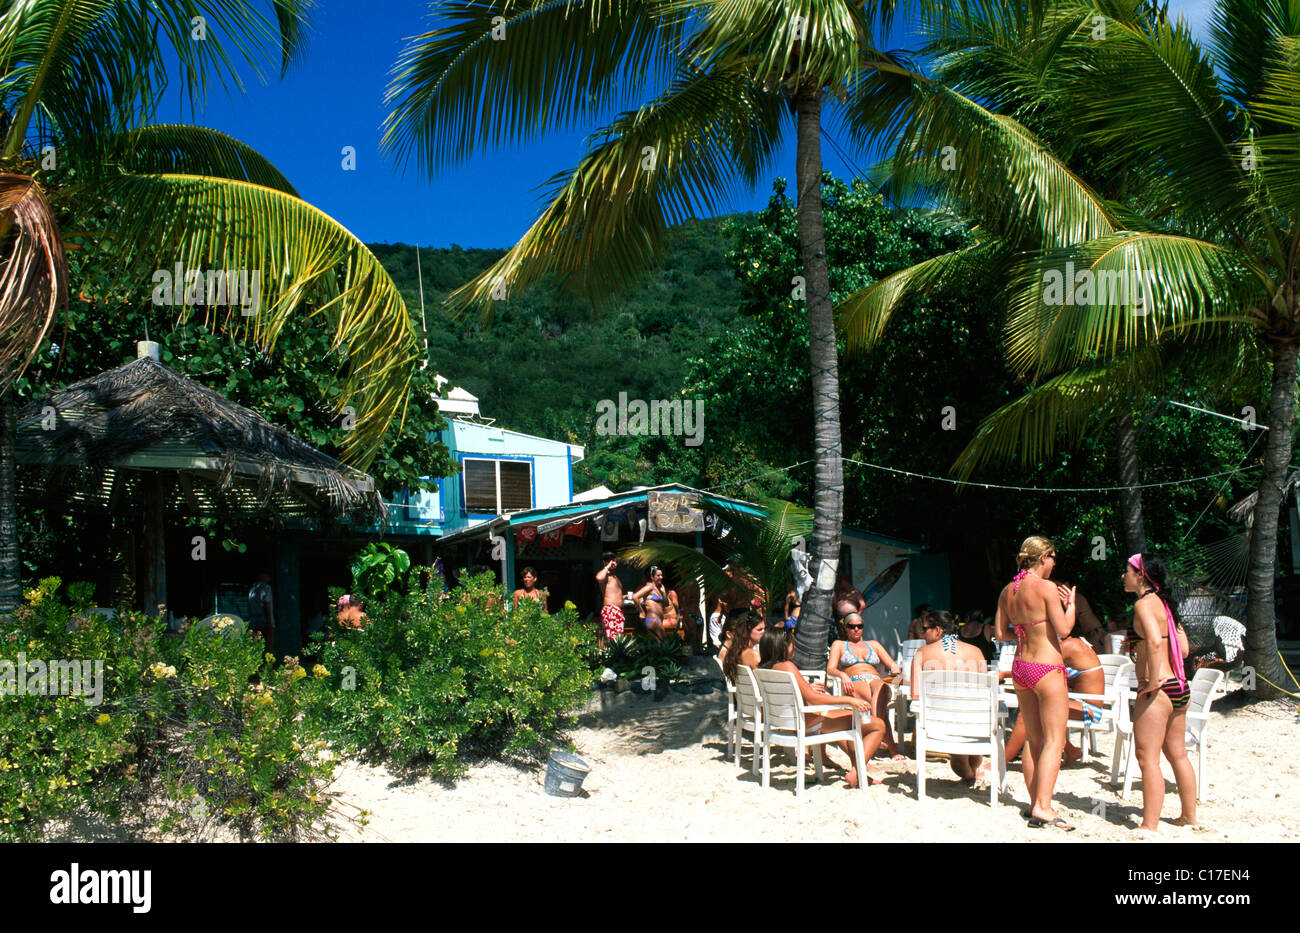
463, 458, 533, 513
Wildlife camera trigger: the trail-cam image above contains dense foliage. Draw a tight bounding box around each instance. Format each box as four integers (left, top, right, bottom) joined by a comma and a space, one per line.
370, 217, 740, 491
0, 578, 336, 841
309, 572, 595, 778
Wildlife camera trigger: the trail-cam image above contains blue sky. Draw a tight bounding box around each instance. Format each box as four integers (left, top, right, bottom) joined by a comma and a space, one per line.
169, 0, 1216, 250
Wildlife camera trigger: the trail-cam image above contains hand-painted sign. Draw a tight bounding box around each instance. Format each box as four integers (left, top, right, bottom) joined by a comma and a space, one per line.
648, 491, 704, 533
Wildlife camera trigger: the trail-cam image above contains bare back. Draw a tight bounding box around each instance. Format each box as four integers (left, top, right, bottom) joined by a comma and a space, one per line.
997, 574, 1068, 665
911, 638, 987, 698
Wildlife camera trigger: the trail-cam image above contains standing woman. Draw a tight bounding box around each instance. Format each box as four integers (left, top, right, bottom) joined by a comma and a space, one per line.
995, 535, 1076, 830
1123, 553, 1196, 830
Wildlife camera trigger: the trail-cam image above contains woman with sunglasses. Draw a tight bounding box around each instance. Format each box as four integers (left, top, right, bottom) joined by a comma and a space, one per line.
995, 535, 1076, 830
828, 612, 904, 759
1122, 553, 1196, 830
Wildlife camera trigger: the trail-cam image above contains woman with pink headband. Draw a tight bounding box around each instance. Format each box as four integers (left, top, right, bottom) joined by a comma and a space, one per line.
1122, 553, 1196, 830
995, 535, 1076, 829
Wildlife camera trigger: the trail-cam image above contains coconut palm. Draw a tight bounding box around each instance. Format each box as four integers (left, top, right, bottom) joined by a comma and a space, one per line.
380, 0, 946, 666
0, 1, 422, 609
841, 0, 1297, 696
621, 497, 813, 624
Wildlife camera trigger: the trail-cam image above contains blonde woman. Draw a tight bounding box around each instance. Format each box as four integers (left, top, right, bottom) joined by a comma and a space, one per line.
995, 535, 1076, 830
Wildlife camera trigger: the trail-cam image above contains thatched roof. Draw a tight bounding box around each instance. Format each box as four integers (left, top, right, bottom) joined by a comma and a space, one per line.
16, 356, 385, 522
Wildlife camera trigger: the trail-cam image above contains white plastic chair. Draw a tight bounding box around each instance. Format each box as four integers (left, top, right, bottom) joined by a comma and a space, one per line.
733, 665, 764, 775
754, 668, 866, 796
715, 656, 737, 759
914, 670, 1007, 807
897, 639, 925, 674
1185, 669, 1226, 800
1113, 667, 1221, 802
994, 641, 1018, 673
1065, 654, 1130, 762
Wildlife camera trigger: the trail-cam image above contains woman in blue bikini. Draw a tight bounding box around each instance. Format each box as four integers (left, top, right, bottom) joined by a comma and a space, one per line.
631, 566, 669, 642
828, 612, 904, 758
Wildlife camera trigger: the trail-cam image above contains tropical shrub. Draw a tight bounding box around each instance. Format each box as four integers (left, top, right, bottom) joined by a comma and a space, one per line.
349, 542, 412, 597
0, 578, 336, 841
309, 572, 595, 778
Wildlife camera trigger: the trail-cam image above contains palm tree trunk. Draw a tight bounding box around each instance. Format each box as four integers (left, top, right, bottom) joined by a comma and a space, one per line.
1243, 340, 1296, 700
790, 84, 843, 668
0, 392, 19, 612
1114, 408, 1146, 555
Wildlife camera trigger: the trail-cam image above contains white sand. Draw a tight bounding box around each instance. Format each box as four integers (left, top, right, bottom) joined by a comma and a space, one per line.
328, 669, 1300, 843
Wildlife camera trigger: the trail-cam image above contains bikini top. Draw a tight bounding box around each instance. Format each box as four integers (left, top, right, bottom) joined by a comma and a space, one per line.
648, 593, 664, 603
839, 641, 881, 669
940, 634, 959, 655
1131, 590, 1186, 687
1064, 664, 1102, 680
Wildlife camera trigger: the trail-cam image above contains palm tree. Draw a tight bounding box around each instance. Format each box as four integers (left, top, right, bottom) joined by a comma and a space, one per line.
621, 497, 813, 624
0, 1, 421, 609
841, 0, 1296, 696
381, 0, 932, 666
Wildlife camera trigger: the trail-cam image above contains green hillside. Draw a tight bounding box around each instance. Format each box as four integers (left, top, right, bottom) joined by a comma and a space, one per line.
368, 216, 742, 491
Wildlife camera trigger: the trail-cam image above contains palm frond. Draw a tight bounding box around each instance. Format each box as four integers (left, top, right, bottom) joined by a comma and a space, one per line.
86, 172, 418, 466
886, 81, 1118, 249
1, 1, 313, 163
382, 0, 680, 175
105, 124, 299, 194
669, 0, 868, 92
0, 172, 65, 388
1003, 233, 1267, 378
837, 240, 1002, 351
443, 67, 785, 316
952, 345, 1165, 480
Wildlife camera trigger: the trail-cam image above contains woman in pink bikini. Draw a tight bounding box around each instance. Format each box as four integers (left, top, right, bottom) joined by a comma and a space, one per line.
995, 535, 1076, 830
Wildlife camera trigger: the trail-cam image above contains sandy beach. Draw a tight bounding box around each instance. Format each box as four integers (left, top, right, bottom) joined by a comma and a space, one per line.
329, 663, 1300, 843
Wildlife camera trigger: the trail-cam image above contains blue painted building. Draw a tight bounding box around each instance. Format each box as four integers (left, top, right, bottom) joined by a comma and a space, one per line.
384, 381, 585, 539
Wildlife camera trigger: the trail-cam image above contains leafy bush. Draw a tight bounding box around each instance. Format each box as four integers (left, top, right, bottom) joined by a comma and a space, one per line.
350, 542, 411, 596
309, 572, 595, 777
0, 578, 337, 841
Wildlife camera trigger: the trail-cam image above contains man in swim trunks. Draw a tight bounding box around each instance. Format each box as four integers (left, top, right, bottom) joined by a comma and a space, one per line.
596, 552, 625, 646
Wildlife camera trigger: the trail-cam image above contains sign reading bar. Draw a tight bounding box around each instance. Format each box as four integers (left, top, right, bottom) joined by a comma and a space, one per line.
648, 491, 705, 533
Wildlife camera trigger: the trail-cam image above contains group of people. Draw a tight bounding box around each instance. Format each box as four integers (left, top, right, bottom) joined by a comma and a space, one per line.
993, 536, 1197, 832
596, 554, 701, 644
708, 535, 1201, 833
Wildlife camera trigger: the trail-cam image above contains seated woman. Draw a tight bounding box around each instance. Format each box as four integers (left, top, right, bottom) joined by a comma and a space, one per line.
1003, 635, 1105, 765
759, 628, 886, 787
827, 613, 904, 759
719, 613, 765, 686
910, 610, 988, 782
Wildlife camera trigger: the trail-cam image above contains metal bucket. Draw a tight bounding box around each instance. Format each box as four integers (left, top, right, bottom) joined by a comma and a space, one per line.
543, 749, 590, 797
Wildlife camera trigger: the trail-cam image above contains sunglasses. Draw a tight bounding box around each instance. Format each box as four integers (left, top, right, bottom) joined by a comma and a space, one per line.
845, 623, 863, 630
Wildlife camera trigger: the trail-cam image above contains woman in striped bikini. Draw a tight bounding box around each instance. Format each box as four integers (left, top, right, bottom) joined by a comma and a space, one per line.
995, 535, 1076, 830
1123, 553, 1196, 831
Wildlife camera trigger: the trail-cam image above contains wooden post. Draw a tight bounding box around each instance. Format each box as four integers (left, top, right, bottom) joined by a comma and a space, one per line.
141, 473, 167, 617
